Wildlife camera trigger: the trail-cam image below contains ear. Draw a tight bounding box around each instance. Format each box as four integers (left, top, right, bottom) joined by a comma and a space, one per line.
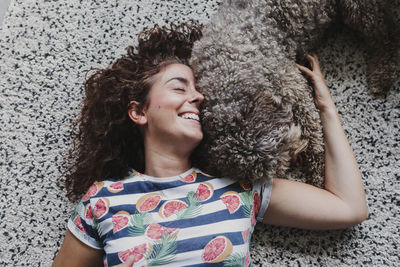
128, 101, 147, 125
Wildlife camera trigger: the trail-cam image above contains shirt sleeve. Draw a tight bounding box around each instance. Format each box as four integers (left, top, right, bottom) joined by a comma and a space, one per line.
255, 178, 274, 223
67, 198, 103, 250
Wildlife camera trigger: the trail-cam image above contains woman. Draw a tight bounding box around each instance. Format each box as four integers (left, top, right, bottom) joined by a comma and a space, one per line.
53, 24, 368, 266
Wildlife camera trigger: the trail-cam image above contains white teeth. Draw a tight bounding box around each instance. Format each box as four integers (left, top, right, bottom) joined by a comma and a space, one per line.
181, 113, 200, 121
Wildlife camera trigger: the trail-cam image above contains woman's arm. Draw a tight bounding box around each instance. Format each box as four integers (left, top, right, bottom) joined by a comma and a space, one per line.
263, 54, 368, 230
52, 230, 104, 267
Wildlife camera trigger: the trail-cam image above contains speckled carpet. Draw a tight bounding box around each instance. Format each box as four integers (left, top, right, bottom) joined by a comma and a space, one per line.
0, 0, 399, 266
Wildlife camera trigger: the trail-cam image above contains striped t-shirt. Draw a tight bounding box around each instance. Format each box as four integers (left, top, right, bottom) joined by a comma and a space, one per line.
68, 168, 273, 266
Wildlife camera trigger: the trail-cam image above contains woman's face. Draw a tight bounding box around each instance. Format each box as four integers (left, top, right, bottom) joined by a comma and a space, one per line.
136, 63, 204, 152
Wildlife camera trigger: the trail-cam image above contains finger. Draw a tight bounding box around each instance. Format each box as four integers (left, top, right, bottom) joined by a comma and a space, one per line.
306, 54, 315, 69
312, 59, 323, 76
296, 63, 314, 77
312, 54, 320, 68
307, 54, 323, 75
296, 63, 310, 73
306, 54, 315, 60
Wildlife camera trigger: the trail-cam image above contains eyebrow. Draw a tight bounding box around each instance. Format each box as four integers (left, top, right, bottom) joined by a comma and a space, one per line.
164, 77, 189, 85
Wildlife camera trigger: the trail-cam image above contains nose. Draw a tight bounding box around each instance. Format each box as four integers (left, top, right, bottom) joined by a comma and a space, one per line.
190, 90, 204, 106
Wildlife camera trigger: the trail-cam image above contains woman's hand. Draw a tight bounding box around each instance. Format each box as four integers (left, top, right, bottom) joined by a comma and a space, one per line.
296, 54, 335, 112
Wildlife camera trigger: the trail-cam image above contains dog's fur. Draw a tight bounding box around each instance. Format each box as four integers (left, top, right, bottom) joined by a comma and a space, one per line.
191, 0, 400, 186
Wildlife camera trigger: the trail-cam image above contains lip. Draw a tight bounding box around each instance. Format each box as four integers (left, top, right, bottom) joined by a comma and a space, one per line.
178, 111, 200, 116
180, 118, 201, 125
178, 111, 201, 125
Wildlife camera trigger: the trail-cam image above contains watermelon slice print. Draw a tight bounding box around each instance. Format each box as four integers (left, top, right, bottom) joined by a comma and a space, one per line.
112, 211, 131, 233
82, 181, 104, 201
250, 206, 256, 226
242, 228, 250, 243
180, 171, 197, 183
245, 251, 250, 266
93, 198, 110, 219
107, 181, 124, 193
118, 243, 149, 263
253, 191, 261, 215
145, 223, 178, 239
249, 191, 261, 226
239, 181, 252, 191
158, 200, 188, 219
202, 236, 233, 263
220, 191, 241, 214
84, 203, 94, 220
136, 193, 162, 213
73, 215, 87, 234
194, 182, 214, 202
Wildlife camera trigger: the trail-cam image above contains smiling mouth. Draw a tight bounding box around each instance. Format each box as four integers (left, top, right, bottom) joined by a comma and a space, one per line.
179, 113, 200, 122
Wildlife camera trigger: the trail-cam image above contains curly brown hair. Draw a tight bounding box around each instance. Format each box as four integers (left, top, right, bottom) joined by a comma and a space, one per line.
63, 23, 203, 201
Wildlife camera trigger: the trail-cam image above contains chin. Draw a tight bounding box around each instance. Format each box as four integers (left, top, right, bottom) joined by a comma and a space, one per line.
185, 132, 203, 147
191, 134, 204, 145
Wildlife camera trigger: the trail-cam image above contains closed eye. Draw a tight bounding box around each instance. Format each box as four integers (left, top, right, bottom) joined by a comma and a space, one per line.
174, 88, 185, 92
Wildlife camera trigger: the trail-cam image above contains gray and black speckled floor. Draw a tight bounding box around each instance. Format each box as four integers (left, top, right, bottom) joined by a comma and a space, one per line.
0, 0, 399, 266
0, 0, 11, 28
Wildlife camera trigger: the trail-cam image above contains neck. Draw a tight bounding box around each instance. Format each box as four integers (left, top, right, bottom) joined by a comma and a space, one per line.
143, 144, 193, 178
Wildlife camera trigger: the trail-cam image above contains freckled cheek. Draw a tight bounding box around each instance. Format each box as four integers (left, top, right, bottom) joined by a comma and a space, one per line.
148, 99, 165, 110
148, 103, 178, 120
147, 93, 182, 113
156, 98, 181, 111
